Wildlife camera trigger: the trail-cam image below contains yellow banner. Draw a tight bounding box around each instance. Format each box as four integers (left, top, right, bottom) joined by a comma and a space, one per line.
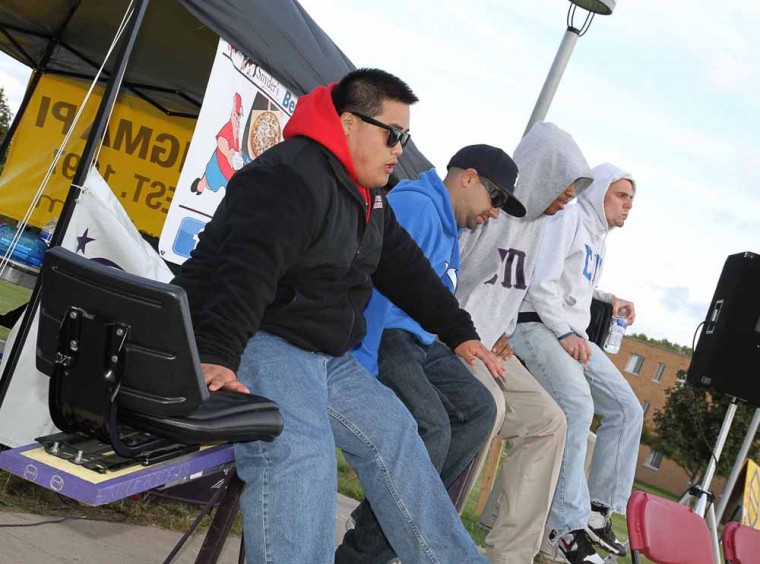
743, 459, 760, 529
0, 74, 196, 237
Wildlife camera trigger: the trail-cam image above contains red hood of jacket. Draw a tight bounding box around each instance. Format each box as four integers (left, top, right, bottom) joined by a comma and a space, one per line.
283, 83, 371, 221
283, 83, 359, 184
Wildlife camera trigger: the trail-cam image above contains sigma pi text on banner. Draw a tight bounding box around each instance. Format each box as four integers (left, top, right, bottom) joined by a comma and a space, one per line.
0, 74, 195, 237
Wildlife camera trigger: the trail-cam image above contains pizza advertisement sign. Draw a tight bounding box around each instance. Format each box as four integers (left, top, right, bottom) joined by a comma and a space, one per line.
158, 39, 297, 265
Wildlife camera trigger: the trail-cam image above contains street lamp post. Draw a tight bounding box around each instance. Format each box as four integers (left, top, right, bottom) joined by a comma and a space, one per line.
524, 0, 616, 136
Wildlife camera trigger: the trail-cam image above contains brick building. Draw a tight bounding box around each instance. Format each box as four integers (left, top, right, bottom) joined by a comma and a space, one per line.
605, 336, 725, 496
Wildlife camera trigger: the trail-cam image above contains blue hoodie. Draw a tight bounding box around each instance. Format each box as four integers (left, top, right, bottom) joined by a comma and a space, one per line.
352, 169, 461, 375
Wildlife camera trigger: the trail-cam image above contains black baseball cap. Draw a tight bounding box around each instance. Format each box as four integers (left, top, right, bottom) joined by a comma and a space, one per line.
447, 144, 526, 218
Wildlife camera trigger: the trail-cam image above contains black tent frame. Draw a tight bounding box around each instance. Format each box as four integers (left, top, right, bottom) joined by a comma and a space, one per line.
0, 19, 202, 120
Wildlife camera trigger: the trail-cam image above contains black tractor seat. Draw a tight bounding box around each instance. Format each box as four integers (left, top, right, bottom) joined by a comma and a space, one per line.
36, 247, 283, 464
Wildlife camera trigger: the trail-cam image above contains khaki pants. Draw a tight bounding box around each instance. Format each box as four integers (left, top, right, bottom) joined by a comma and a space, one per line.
469, 356, 567, 564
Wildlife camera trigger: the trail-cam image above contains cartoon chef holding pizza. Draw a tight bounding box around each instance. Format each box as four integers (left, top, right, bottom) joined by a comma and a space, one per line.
191, 92, 245, 195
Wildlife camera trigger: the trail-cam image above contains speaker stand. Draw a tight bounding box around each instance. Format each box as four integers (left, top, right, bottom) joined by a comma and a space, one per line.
715, 406, 760, 522
694, 397, 738, 516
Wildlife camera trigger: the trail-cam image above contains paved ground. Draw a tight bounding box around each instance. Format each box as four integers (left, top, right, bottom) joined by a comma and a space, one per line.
0, 494, 360, 563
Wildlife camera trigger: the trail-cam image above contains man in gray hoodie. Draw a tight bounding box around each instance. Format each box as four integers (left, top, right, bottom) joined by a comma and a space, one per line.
456, 122, 593, 563
512, 162, 643, 564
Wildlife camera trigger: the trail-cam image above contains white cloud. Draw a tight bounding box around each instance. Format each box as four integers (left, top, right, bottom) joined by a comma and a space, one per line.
0, 58, 32, 113
705, 51, 754, 92
609, 0, 757, 92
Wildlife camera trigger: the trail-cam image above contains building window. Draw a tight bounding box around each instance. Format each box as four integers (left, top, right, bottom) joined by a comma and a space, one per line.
645, 449, 663, 470
642, 400, 650, 416
625, 354, 644, 375
652, 362, 665, 383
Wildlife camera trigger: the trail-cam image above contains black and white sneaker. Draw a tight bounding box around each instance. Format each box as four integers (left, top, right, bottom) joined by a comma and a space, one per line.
586, 506, 627, 556
539, 529, 605, 564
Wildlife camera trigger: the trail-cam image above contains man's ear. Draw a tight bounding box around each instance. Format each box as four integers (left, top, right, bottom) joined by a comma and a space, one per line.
463, 168, 479, 188
340, 112, 353, 136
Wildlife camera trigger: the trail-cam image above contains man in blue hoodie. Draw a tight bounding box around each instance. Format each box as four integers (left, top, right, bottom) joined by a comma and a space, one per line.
337, 145, 526, 564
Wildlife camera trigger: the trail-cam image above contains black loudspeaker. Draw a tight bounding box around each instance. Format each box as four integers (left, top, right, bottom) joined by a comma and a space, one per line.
688, 252, 760, 406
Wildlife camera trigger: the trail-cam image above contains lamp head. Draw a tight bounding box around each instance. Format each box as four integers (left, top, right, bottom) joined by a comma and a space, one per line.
569, 0, 616, 15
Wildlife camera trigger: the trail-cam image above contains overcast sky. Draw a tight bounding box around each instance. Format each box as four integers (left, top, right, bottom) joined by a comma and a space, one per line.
2, 0, 758, 347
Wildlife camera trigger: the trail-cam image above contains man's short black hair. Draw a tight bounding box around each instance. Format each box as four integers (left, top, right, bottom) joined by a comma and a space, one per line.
332, 68, 418, 117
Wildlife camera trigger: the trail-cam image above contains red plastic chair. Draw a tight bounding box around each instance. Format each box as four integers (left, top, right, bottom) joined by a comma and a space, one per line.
723, 521, 760, 563
626, 490, 714, 564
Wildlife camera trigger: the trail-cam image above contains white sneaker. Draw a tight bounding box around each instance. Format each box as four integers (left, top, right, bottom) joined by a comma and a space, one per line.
536, 528, 569, 563
536, 528, 605, 564
586, 509, 627, 556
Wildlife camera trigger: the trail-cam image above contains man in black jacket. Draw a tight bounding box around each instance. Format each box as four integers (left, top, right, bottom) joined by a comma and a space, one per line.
174, 68, 501, 563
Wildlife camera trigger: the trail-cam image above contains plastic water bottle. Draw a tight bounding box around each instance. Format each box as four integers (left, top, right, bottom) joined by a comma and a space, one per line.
0, 224, 48, 267
603, 307, 628, 354
40, 217, 58, 247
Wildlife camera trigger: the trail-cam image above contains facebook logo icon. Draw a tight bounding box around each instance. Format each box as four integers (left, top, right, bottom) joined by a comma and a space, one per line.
172, 217, 206, 258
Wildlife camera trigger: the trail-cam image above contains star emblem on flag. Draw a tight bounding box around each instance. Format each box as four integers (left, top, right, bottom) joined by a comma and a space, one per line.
76, 228, 95, 254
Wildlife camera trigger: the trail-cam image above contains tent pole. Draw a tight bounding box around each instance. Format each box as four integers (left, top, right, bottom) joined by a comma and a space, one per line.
49, 0, 152, 248
0, 0, 151, 414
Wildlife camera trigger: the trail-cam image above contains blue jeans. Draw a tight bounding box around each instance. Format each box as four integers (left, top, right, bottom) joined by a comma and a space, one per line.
511, 322, 643, 534
234, 331, 486, 564
379, 330, 497, 486
336, 329, 497, 563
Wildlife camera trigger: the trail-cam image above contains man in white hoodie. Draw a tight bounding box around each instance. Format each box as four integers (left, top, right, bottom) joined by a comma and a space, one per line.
456, 122, 593, 563
511, 163, 643, 564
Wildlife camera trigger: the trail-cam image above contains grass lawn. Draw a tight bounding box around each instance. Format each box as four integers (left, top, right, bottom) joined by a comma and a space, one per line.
0, 279, 32, 313
0, 278, 32, 340
0, 449, 487, 545
0, 465, 232, 535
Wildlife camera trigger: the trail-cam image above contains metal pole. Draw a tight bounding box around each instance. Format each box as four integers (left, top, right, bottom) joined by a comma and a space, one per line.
694, 398, 738, 517
716, 407, 760, 522
706, 502, 721, 564
523, 27, 580, 137
0, 0, 151, 413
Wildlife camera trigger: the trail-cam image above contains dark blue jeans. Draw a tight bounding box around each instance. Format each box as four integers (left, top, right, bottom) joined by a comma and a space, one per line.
336, 329, 497, 563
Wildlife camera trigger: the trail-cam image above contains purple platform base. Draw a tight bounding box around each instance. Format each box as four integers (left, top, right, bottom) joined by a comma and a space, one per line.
0, 443, 234, 506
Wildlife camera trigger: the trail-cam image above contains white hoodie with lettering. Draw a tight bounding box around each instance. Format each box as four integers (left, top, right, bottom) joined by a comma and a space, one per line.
456, 122, 592, 349
519, 163, 636, 339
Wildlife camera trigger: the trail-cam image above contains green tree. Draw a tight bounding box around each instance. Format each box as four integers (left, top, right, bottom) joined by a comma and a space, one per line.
0, 87, 13, 173
630, 332, 692, 356
651, 372, 760, 485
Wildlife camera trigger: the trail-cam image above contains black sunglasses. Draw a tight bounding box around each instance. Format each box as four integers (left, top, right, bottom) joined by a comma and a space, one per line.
480, 175, 508, 209
351, 112, 411, 148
